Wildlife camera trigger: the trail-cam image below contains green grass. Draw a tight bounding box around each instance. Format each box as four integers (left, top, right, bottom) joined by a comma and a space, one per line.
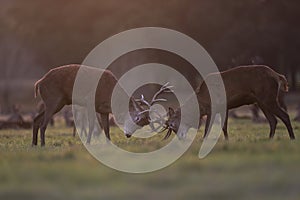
0, 119, 300, 200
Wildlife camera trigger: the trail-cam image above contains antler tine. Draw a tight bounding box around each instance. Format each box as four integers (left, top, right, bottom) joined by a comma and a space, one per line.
163, 82, 174, 89
150, 82, 174, 105
151, 98, 167, 104
161, 82, 169, 88
161, 86, 174, 94
136, 94, 151, 107
137, 109, 150, 115
161, 82, 175, 92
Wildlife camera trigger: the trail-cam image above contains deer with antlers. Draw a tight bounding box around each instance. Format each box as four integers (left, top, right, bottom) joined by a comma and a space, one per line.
163, 65, 295, 140
33, 64, 170, 146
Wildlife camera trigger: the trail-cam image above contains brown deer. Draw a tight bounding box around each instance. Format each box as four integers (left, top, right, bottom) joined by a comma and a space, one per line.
163, 65, 295, 140
33, 64, 168, 146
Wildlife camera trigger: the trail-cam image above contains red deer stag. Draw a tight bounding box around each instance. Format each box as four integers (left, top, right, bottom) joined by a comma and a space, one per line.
163, 65, 295, 140
33, 64, 168, 146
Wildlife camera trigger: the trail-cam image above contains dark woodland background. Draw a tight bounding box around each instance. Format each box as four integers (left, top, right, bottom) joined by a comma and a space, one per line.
0, 0, 299, 112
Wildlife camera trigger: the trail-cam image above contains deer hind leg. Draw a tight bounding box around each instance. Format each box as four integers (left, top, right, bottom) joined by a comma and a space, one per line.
40, 99, 65, 146
278, 91, 287, 111
32, 111, 44, 146
92, 113, 103, 138
262, 94, 295, 140
259, 104, 278, 139
86, 110, 95, 145
269, 103, 295, 140
258, 83, 295, 140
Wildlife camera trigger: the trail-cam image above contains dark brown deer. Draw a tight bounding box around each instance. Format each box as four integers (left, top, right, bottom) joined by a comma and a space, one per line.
164, 65, 295, 140
33, 64, 157, 146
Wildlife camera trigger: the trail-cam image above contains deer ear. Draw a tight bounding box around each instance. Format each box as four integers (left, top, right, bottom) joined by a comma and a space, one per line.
168, 107, 175, 117
130, 97, 142, 111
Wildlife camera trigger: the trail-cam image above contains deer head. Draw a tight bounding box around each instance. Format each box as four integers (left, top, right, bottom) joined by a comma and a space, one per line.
124, 83, 173, 138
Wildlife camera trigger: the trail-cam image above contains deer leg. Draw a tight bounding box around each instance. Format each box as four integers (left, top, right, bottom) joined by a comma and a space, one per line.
268, 103, 295, 140
80, 126, 84, 137
72, 124, 76, 137
203, 113, 211, 139
100, 113, 110, 141
72, 109, 78, 137
93, 113, 102, 138
259, 105, 278, 139
278, 91, 287, 111
40, 101, 65, 146
204, 112, 218, 139
80, 123, 88, 138
79, 112, 88, 138
76, 111, 88, 138
86, 110, 95, 144
221, 111, 229, 140
32, 111, 44, 146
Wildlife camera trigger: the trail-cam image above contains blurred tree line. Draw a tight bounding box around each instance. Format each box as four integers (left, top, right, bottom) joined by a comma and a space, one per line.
0, 0, 299, 111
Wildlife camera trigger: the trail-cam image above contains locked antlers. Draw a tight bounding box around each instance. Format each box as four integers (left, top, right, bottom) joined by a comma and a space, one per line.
136, 83, 174, 131
137, 82, 174, 107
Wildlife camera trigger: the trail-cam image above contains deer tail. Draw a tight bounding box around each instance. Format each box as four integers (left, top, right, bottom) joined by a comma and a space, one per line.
34, 79, 41, 98
279, 75, 289, 92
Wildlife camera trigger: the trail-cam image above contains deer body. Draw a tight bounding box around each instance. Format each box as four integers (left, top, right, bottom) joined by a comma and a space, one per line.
33, 64, 149, 146
166, 65, 295, 140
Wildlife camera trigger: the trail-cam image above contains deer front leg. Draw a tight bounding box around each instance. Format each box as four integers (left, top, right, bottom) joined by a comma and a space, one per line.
221, 110, 229, 140
204, 113, 211, 139
100, 113, 110, 141
86, 107, 95, 145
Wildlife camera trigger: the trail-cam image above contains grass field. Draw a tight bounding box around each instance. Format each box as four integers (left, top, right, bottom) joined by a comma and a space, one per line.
0, 118, 300, 200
